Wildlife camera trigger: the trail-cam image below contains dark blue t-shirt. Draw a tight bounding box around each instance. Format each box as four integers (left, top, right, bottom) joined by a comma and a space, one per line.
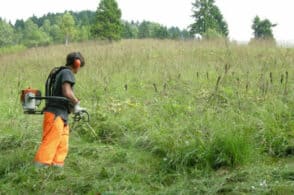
45, 68, 75, 123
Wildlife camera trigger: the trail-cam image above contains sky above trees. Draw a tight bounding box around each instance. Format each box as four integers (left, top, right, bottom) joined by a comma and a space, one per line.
1, 0, 294, 43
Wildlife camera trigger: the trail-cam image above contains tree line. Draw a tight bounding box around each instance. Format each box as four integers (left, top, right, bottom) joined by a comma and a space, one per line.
0, 10, 191, 48
0, 0, 276, 48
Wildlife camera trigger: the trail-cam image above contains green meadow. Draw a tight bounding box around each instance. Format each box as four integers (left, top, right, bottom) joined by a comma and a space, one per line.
0, 39, 293, 194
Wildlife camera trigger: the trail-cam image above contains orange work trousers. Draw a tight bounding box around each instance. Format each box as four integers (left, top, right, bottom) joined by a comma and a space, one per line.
34, 112, 69, 166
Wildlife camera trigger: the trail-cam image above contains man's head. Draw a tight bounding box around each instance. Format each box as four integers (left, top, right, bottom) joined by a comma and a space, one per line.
66, 52, 85, 73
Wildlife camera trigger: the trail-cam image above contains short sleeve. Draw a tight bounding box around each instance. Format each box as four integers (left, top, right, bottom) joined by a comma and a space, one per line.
60, 69, 75, 86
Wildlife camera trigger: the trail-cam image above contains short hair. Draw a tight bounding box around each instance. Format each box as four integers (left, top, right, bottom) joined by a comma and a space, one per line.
66, 52, 85, 67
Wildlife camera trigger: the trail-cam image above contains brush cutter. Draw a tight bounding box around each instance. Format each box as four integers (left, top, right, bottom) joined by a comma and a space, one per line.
71, 110, 97, 138
20, 87, 96, 137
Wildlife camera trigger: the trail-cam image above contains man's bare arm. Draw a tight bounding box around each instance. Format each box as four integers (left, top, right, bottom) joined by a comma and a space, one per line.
62, 82, 79, 105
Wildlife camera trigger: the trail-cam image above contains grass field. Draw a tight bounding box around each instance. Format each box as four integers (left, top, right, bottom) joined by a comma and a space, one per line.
0, 39, 293, 194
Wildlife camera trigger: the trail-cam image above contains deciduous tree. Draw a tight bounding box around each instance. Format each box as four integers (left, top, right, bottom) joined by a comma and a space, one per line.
252, 16, 276, 40
60, 12, 76, 45
23, 19, 51, 47
0, 19, 15, 47
190, 0, 228, 38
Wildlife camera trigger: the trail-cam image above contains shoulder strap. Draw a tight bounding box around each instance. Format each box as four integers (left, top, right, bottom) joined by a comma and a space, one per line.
45, 66, 68, 97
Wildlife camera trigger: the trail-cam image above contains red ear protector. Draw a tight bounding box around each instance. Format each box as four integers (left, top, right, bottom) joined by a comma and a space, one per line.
73, 58, 81, 69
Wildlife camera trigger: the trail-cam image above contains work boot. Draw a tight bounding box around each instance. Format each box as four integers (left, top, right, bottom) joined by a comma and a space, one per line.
34, 162, 50, 168
52, 164, 64, 168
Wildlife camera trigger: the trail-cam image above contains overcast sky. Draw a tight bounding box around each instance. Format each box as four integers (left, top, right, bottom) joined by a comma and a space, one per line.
0, 0, 293, 43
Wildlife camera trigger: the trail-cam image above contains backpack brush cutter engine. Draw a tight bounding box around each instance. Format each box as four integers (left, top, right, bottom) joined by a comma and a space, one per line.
20, 87, 96, 137
20, 87, 68, 114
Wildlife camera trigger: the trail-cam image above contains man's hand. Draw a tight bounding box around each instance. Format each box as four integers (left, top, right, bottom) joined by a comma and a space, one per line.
74, 102, 86, 114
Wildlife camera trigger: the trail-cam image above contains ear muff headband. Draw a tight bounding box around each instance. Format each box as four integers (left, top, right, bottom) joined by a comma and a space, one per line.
73, 59, 81, 69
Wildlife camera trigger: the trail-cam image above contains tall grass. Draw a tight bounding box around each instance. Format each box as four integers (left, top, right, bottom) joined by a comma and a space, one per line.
0, 39, 293, 194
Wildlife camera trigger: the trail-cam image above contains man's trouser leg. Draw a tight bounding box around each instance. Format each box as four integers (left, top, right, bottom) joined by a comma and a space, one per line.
52, 124, 69, 167
34, 112, 69, 166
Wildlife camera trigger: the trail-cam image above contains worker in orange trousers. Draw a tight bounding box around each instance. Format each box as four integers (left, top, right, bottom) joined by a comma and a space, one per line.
34, 52, 86, 168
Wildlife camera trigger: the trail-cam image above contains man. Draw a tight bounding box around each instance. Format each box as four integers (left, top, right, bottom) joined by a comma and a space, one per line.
34, 52, 86, 168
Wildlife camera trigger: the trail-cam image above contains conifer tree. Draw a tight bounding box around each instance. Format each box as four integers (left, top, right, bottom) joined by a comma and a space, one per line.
91, 0, 123, 41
